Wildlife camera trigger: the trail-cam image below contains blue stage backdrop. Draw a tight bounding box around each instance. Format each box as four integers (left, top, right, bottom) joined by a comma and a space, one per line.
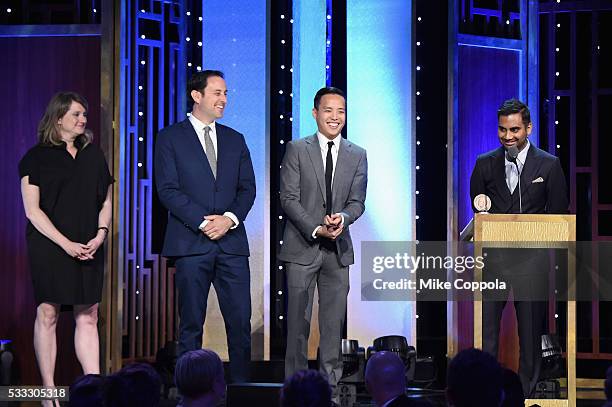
346, 0, 416, 347
201, 0, 268, 360
292, 0, 327, 138
457, 44, 521, 231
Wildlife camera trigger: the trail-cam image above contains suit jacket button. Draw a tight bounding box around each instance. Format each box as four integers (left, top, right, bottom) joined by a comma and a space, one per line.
323, 204, 326, 208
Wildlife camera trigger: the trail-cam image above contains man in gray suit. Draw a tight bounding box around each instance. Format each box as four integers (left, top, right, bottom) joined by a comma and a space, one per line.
279, 87, 368, 390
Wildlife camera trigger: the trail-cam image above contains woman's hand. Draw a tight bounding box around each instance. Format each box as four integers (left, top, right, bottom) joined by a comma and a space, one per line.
62, 240, 91, 260
82, 234, 105, 259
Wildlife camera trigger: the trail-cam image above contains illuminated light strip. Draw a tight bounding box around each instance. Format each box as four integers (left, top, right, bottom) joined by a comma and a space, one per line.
201, 0, 268, 360
346, 0, 416, 347
292, 0, 326, 139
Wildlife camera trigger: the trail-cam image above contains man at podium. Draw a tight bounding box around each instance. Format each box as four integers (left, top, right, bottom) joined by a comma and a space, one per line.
469, 99, 568, 396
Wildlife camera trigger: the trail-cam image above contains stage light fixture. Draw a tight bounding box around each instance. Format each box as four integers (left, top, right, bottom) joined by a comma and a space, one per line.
338, 339, 366, 406
154, 341, 178, 399
540, 334, 564, 379
341, 339, 365, 380
534, 335, 563, 398
0, 340, 13, 386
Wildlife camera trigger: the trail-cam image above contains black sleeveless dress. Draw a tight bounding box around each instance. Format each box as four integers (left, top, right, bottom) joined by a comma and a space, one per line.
18, 142, 113, 306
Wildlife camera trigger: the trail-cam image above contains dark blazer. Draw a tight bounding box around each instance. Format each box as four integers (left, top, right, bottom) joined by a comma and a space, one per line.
470, 144, 568, 214
154, 119, 256, 257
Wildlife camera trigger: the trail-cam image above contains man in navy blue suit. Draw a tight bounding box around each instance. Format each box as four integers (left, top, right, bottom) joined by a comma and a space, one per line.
470, 99, 568, 396
154, 70, 255, 382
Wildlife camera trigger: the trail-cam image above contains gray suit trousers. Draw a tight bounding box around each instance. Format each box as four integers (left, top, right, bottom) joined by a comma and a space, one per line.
284, 244, 349, 389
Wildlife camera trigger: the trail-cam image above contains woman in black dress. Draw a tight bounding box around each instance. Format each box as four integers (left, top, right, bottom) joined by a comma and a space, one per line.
19, 92, 112, 405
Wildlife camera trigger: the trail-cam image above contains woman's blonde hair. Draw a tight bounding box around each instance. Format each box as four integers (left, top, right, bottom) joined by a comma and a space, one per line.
38, 91, 92, 148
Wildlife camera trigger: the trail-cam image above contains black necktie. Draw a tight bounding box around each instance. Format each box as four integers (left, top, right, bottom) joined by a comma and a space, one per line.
325, 141, 334, 216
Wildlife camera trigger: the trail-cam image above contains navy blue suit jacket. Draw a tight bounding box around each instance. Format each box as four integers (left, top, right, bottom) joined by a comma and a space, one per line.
154, 119, 256, 257
470, 144, 568, 214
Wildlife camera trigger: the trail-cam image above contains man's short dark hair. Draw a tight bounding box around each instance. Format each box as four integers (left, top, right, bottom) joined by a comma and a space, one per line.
280, 369, 332, 407
605, 365, 612, 400
447, 348, 503, 407
497, 98, 531, 127
313, 87, 346, 110
188, 70, 224, 102
69, 374, 105, 407
501, 368, 524, 407
104, 363, 162, 407
174, 349, 224, 399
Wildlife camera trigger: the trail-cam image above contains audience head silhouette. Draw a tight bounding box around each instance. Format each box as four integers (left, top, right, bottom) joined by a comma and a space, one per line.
446, 348, 503, 407
500, 368, 524, 407
68, 374, 105, 407
104, 362, 161, 407
605, 365, 612, 401
365, 351, 408, 407
280, 369, 332, 407
174, 349, 226, 407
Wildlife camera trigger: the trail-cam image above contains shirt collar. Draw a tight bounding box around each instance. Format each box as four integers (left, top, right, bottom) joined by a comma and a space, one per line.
316, 131, 341, 150
189, 114, 216, 133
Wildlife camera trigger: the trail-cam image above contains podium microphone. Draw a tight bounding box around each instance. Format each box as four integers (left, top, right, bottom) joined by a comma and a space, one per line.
505, 145, 522, 213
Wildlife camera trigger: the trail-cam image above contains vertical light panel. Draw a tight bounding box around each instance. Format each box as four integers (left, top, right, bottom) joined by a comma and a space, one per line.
292, 0, 326, 138
347, 0, 416, 347
291, 0, 329, 360
456, 44, 521, 234
202, 0, 268, 360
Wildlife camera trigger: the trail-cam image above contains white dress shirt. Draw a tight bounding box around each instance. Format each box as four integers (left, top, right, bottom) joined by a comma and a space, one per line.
188, 114, 239, 230
311, 132, 344, 238
317, 131, 340, 185
189, 114, 219, 159
504, 139, 530, 193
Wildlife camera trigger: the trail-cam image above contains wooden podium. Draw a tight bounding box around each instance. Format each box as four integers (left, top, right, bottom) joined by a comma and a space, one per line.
473, 213, 576, 407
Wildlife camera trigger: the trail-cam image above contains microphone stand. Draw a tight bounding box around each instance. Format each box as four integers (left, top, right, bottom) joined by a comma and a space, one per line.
507, 147, 523, 214
515, 160, 522, 213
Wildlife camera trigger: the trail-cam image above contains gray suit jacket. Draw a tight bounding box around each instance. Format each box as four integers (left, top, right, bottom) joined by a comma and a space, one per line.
278, 134, 367, 267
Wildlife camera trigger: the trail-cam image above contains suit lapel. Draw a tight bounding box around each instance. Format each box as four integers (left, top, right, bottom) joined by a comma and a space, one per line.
333, 138, 353, 210
215, 124, 230, 184
305, 134, 327, 201
493, 148, 511, 204
519, 144, 541, 196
